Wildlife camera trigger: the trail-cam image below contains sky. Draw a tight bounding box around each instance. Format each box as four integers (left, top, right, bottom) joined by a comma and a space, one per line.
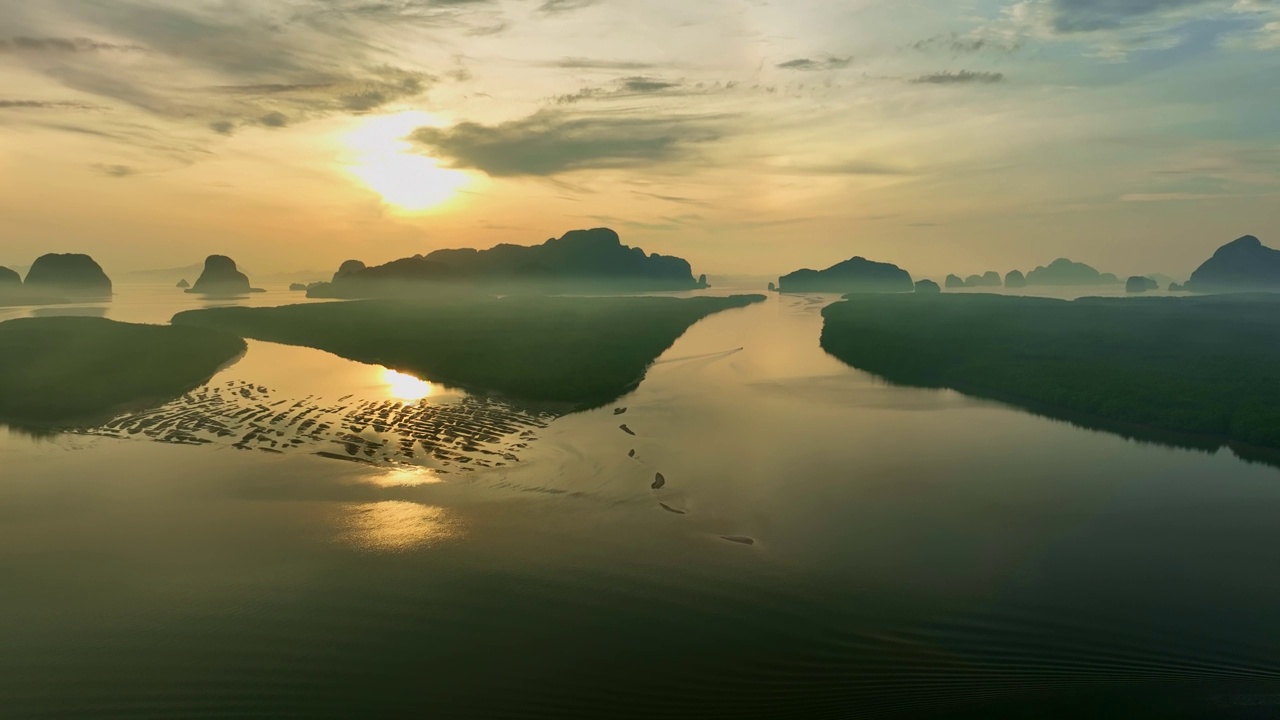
1, 0, 1278, 280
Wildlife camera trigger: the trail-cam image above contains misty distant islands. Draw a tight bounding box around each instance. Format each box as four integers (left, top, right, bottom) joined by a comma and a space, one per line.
0, 316, 245, 428
771, 255, 1132, 295
820, 292, 1280, 454
173, 294, 764, 407
306, 228, 710, 298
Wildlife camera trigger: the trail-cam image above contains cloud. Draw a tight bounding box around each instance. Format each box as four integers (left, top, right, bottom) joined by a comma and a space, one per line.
910, 70, 1006, 84
551, 57, 656, 70
0, 1, 439, 137
1120, 192, 1226, 200
773, 160, 912, 176
1044, 0, 1211, 33
410, 109, 726, 176
553, 75, 686, 103
631, 191, 714, 207
776, 55, 853, 71
257, 111, 289, 127
621, 76, 678, 92
537, 0, 599, 14
0, 36, 146, 52
908, 32, 1023, 54
216, 67, 433, 115
92, 163, 136, 177
0, 99, 100, 110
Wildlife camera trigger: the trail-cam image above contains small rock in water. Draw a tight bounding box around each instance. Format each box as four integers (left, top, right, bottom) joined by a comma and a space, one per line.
619, 424, 635, 436
628, 449, 636, 458
651, 472, 665, 490
614, 407, 627, 415
721, 536, 755, 546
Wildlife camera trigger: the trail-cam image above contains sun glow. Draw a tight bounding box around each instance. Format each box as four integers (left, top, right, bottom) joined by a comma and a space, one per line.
343, 111, 468, 212
382, 368, 434, 402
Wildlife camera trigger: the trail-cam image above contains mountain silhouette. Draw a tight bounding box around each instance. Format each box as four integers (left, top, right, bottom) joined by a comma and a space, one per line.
311, 228, 706, 298
1025, 258, 1120, 286
333, 260, 367, 281
1125, 276, 1158, 293
0, 266, 20, 287
23, 253, 112, 297
964, 272, 1002, 288
187, 255, 257, 296
778, 256, 913, 293
1185, 235, 1280, 291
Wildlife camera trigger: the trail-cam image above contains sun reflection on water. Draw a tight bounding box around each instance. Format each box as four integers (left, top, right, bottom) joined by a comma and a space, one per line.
340, 501, 459, 553
382, 368, 433, 402
370, 466, 445, 488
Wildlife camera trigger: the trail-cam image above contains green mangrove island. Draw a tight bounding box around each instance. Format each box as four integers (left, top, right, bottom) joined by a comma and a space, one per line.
0, 316, 245, 427
173, 294, 765, 407
820, 292, 1280, 452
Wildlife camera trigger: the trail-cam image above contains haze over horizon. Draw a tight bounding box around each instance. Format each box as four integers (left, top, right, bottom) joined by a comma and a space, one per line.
2, 0, 1277, 278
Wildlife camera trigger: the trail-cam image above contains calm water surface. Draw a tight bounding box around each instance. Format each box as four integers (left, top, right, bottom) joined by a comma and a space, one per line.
3, 285, 1280, 718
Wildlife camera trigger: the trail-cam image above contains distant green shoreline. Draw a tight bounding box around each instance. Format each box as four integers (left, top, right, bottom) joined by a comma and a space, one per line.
174, 294, 765, 408
0, 316, 245, 428
820, 292, 1280, 455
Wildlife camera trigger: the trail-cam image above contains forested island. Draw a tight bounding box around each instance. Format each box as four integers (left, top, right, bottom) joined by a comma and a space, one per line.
173, 294, 764, 407
186, 255, 263, 296
306, 228, 709, 298
0, 253, 112, 306
1185, 235, 1280, 291
820, 293, 1280, 454
0, 317, 245, 427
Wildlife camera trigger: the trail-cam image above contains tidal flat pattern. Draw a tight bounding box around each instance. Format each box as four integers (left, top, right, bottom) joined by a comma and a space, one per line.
72, 380, 554, 472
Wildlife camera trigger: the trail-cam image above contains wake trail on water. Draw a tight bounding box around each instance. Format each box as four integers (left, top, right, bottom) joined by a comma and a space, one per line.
651, 347, 743, 365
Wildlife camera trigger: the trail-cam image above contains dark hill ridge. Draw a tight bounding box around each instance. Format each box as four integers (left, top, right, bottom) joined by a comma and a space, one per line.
310, 228, 706, 298
778, 256, 913, 293
1186, 235, 1280, 291
23, 253, 112, 297
0, 266, 20, 287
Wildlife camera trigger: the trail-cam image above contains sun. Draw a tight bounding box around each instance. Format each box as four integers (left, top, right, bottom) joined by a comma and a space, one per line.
343, 111, 468, 213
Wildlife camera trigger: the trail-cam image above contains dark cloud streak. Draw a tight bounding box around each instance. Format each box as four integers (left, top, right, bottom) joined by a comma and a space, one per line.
537, 0, 599, 15
908, 32, 1022, 54
552, 57, 656, 70
0, 99, 101, 110
777, 55, 853, 71
0, 36, 146, 52
911, 70, 1005, 84
92, 163, 137, 177
410, 110, 726, 176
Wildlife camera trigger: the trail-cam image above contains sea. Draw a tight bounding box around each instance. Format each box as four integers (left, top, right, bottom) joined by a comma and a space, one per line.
3, 283, 1280, 718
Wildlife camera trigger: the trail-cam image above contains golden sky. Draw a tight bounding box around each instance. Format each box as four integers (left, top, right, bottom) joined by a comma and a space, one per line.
1, 0, 1278, 280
